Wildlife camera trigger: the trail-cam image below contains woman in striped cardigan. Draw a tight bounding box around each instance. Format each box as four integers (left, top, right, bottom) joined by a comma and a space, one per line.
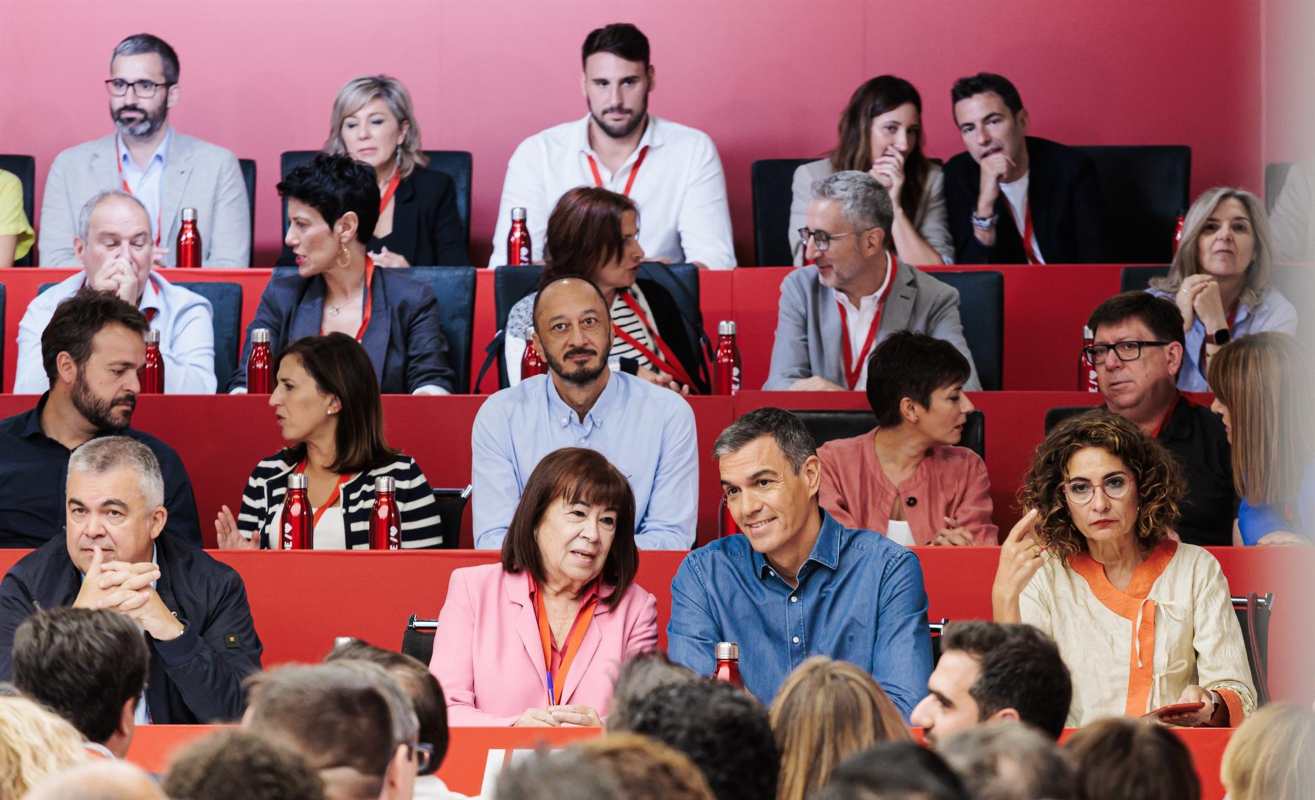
215, 333, 444, 549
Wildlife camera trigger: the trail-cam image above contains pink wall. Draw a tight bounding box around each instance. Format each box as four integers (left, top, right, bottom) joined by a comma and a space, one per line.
0, 0, 1262, 266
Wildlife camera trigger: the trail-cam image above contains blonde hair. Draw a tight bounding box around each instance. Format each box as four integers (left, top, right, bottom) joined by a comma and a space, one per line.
324, 75, 428, 178
769, 656, 912, 800
0, 696, 87, 797
1221, 703, 1315, 800
1151, 186, 1275, 307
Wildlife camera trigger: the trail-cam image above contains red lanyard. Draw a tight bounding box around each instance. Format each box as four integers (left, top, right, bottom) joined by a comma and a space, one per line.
587, 145, 649, 197
321, 256, 375, 341
836, 253, 896, 390
612, 292, 697, 389
1150, 393, 1181, 439
114, 139, 163, 247
533, 579, 599, 705
1021, 202, 1040, 264
294, 461, 352, 531
379, 170, 401, 213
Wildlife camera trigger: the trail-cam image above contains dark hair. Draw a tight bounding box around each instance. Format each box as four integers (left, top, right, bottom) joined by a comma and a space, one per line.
815, 741, 969, 800
941, 621, 1072, 740
276, 334, 396, 474
1065, 718, 1201, 800
543, 187, 639, 283
866, 332, 972, 428
41, 288, 148, 384
163, 729, 325, 800
607, 652, 699, 732
111, 33, 180, 84
277, 152, 380, 246
12, 608, 149, 745
1087, 292, 1186, 348
713, 408, 817, 474
324, 639, 448, 774
624, 680, 779, 800
831, 76, 928, 223
582, 23, 651, 68
951, 72, 1024, 115
940, 721, 1075, 800
501, 448, 638, 609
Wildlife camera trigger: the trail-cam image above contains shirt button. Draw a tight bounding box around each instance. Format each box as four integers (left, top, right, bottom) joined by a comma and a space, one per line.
792, 636, 800, 645
790, 595, 798, 603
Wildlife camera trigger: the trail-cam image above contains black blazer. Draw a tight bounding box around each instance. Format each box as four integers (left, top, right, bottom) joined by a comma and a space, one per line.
635, 277, 710, 394
943, 136, 1106, 264
278, 169, 468, 266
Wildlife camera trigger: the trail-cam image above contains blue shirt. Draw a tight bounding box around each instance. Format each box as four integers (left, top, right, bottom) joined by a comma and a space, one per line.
667, 510, 932, 717
117, 127, 173, 242
471, 371, 698, 550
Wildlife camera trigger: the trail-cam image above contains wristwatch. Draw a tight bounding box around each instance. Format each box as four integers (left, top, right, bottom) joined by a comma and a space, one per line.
1209, 328, 1232, 346
971, 212, 998, 230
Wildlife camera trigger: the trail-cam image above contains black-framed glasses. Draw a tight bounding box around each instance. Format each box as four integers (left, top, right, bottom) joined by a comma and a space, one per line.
411, 742, 434, 773
1062, 474, 1133, 506
1082, 340, 1172, 365
798, 226, 866, 253
104, 78, 174, 98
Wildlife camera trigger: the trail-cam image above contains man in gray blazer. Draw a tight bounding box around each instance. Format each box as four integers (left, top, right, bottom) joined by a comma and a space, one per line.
38, 34, 250, 268
765, 170, 980, 391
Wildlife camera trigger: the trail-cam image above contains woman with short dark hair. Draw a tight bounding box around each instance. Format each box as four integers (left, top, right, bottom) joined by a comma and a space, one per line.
430, 448, 657, 726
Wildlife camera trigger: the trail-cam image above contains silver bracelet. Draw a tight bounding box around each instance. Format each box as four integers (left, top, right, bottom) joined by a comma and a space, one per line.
971, 213, 998, 231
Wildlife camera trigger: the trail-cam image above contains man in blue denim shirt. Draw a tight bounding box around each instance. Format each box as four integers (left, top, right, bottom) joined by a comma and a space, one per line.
667, 408, 932, 716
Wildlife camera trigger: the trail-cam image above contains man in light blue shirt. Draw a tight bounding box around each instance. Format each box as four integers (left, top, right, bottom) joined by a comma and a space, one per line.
15, 191, 216, 394
667, 407, 931, 715
472, 277, 697, 550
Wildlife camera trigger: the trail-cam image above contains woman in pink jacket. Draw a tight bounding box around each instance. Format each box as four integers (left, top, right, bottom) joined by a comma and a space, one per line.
430, 448, 658, 726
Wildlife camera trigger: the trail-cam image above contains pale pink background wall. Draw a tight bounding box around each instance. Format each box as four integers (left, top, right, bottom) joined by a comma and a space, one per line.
0, 0, 1266, 266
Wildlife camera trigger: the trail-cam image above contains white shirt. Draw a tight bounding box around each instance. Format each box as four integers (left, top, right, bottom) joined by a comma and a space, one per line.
834, 252, 894, 389
490, 115, 736, 268
885, 519, 916, 547
116, 128, 173, 244
998, 173, 1046, 263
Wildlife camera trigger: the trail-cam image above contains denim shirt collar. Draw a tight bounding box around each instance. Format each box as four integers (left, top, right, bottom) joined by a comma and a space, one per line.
752, 508, 843, 581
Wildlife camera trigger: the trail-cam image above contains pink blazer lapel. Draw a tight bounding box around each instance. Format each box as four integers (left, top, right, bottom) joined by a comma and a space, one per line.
504, 574, 549, 699
560, 604, 608, 705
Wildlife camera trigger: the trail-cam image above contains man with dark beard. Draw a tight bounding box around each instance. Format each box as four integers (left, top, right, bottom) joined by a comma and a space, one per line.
0, 289, 200, 547
471, 277, 697, 549
38, 33, 250, 267
490, 23, 735, 269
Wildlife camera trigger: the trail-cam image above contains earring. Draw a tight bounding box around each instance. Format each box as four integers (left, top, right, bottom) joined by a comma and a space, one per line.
335, 245, 351, 270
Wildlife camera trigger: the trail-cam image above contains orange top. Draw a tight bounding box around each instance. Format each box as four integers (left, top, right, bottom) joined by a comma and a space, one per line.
531, 575, 600, 705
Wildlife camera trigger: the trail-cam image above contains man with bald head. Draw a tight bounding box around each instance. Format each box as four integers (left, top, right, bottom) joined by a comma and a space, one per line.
16, 190, 216, 394
472, 276, 697, 549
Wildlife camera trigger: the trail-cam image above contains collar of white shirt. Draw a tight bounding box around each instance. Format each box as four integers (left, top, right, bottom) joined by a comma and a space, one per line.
835, 251, 895, 317
573, 114, 663, 177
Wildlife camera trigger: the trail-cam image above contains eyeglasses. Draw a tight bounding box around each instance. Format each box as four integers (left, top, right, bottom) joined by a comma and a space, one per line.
104, 78, 174, 98
797, 227, 867, 253
411, 742, 434, 773
1082, 340, 1172, 365
1062, 474, 1132, 505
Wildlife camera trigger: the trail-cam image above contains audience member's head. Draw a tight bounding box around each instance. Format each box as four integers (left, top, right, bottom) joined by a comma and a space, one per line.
277, 152, 380, 272
325, 74, 427, 178
814, 741, 970, 800
163, 728, 325, 800
621, 679, 779, 800
580, 23, 653, 140
531, 276, 614, 386
494, 749, 621, 800
804, 171, 893, 283
1220, 702, 1315, 800
831, 75, 930, 224
12, 607, 149, 757
940, 720, 1074, 800
107, 33, 179, 140
244, 662, 420, 800
606, 651, 698, 732
0, 696, 86, 799
770, 656, 912, 800
543, 187, 644, 299
866, 331, 975, 443
950, 72, 1028, 171
73, 192, 155, 291
324, 638, 449, 774
1159, 186, 1276, 304
575, 733, 716, 800
1064, 717, 1200, 800
41, 288, 149, 425
24, 760, 165, 800
911, 620, 1072, 743
1084, 292, 1186, 415
65, 436, 167, 575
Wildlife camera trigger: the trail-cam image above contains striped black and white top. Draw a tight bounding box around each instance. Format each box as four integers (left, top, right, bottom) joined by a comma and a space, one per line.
235, 451, 445, 549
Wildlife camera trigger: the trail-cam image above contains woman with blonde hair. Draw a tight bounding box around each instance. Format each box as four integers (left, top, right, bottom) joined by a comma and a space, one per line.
769, 655, 911, 800
1221, 702, 1315, 800
0, 695, 86, 797
1149, 186, 1297, 391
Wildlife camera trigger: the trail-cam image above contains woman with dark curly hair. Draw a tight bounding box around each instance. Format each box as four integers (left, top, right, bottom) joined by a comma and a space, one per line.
991, 412, 1254, 727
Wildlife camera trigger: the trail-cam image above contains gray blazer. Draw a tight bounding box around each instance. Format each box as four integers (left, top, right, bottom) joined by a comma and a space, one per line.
789, 159, 953, 265
764, 260, 981, 390
38, 131, 251, 267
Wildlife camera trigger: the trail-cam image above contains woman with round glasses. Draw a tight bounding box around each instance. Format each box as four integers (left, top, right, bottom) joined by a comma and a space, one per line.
992, 411, 1254, 727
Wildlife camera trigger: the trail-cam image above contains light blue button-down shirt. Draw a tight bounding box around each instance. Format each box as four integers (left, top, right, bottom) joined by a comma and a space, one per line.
471, 371, 698, 550
117, 128, 172, 242
667, 510, 932, 717
1149, 286, 1299, 392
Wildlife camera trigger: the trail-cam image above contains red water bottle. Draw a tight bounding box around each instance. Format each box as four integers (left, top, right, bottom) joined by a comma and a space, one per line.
176, 207, 201, 268
247, 328, 272, 393
281, 473, 312, 550
1171, 212, 1185, 255
369, 476, 401, 550
520, 338, 547, 380
713, 320, 742, 395
1079, 325, 1098, 393
712, 642, 743, 688
139, 328, 165, 393
507, 207, 531, 266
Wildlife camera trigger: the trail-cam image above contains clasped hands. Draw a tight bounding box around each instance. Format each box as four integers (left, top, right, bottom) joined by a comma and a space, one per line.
1175, 274, 1228, 335
72, 545, 183, 641
513, 705, 603, 728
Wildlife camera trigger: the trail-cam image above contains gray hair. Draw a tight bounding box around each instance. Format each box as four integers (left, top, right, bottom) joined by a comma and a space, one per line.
324, 75, 428, 179
1151, 186, 1275, 308
939, 721, 1074, 800
606, 652, 699, 733
495, 750, 621, 800
76, 191, 150, 242
67, 436, 164, 510
713, 408, 817, 473
110, 33, 180, 85
812, 170, 895, 240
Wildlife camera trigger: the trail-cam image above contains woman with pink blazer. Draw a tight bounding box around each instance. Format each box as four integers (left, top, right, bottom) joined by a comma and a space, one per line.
430, 448, 658, 726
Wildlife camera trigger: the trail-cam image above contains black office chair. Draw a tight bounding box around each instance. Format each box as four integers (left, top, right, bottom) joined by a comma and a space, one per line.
431, 485, 470, 549
1044, 405, 1100, 433
1119, 265, 1170, 293
1232, 592, 1272, 705
1075, 145, 1191, 263
794, 409, 986, 460
929, 618, 950, 666
931, 271, 1004, 391
0, 154, 36, 266
410, 267, 477, 393
750, 158, 811, 266
238, 158, 257, 262
1265, 162, 1293, 213
401, 614, 438, 664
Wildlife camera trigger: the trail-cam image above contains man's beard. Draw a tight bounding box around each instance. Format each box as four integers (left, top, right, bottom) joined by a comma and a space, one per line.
545, 346, 607, 386
72, 370, 136, 432
112, 102, 168, 139
588, 94, 649, 140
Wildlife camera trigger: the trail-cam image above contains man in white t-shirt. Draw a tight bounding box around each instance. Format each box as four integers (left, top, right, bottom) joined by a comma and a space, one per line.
489, 23, 736, 269
942, 72, 1105, 265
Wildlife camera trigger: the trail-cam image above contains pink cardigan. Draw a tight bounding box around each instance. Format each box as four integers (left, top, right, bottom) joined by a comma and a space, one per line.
429, 562, 658, 726
817, 430, 998, 545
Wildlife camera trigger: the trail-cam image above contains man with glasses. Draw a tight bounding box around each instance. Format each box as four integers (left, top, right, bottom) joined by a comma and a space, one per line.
1082, 291, 1236, 545
765, 170, 980, 391
38, 33, 250, 267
